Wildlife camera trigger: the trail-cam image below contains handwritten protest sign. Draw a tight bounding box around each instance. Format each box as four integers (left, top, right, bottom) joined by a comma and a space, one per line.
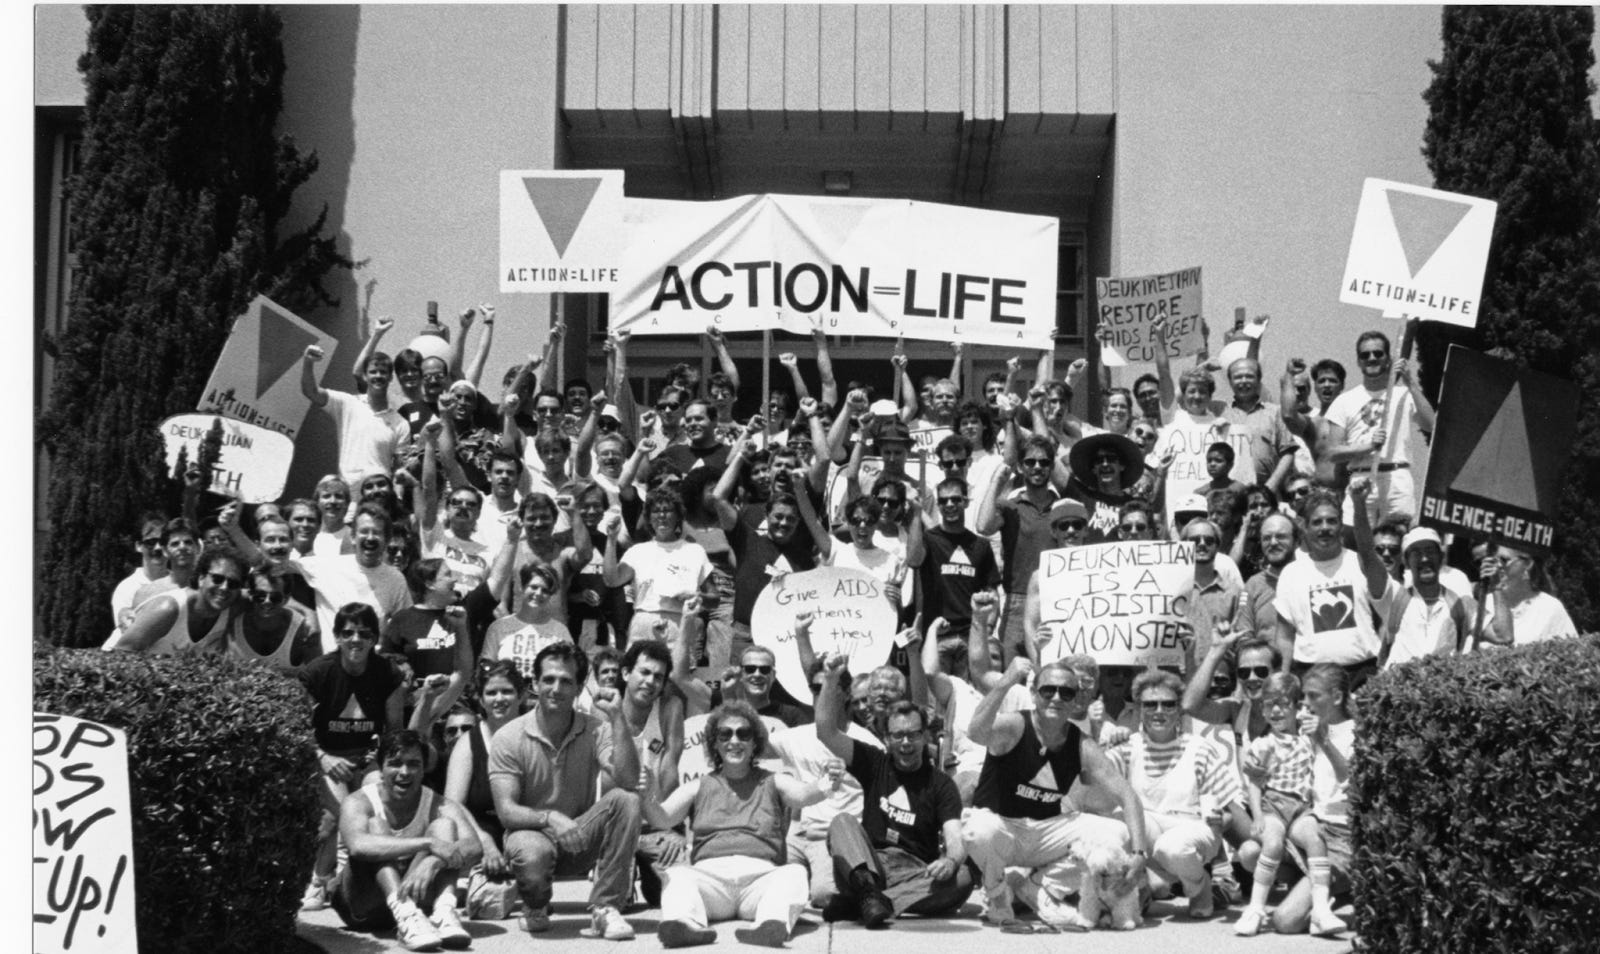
1094, 267, 1203, 366
909, 425, 953, 456
1036, 541, 1194, 669
677, 713, 788, 786
160, 413, 296, 503
34, 713, 138, 954
197, 295, 336, 443
1152, 411, 1256, 532
751, 566, 899, 703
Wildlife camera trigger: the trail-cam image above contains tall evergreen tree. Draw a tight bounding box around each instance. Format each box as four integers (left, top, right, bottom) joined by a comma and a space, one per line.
1419, 5, 1600, 629
38, 6, 347, 647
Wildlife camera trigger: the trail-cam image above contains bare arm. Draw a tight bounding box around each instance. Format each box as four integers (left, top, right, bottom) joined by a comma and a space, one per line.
1183, 624, 1245, 724
350, 317, 393, 390
974, 463, 1011, 536
968, 658, 1033, 751
1348, 477, 1390, 600
639, 776, 701, 832
791, 471, 833, 561
114, 595, 182, 652
1151, 315, 1176, 414
444, 307, 473, 379
1078, 737, 1150, 853
301, 345, 329, 407
813, 324, 838, 408
778, 351, 811, 406
948, 341, 964, 393
463, 304, 494, 388
1020, 571, 1044, 667
707, 325, 740, 392
812, 654, 856, 763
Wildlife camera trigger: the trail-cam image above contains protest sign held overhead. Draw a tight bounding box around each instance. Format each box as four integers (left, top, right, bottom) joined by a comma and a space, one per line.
610, 194, 1059, 349
159, 414, 295, 503
1037, 540, 1194, 669
1340, 178, 1496, 327
34, 712, 139, 954
1419, 346, 1578, 556
197, 295, 336, 443
499, 169, 625, 292
750, 566, 899, 703
1094, 266, 1203, 366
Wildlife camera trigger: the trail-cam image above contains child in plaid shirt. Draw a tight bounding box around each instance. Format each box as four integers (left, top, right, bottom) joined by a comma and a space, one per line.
1233, 672, 1347, 937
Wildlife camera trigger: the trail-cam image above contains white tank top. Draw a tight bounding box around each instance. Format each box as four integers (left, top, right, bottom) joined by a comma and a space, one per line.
359, 781, 436, 838
146, 594, 229, 656
631, 701, 668, 779
227, 611, 302, 671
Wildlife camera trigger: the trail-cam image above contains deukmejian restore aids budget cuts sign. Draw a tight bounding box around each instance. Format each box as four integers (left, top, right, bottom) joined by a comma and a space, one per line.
1339, 178, 1496, 327
499, 170, 626, 292
34, 713, 139, 954
1036, 540, 1195, 669
1094, 266, 1204, 366
750, 566, 899, 704
608, 194, 1060, 349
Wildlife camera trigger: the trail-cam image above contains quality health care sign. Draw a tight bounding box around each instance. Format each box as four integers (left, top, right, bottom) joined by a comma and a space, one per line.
609, 194, 1059, 349
1037, 540, 1195, 669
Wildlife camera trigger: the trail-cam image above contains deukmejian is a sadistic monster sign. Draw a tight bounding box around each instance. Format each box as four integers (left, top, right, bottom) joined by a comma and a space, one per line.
606, 194, 1060, 349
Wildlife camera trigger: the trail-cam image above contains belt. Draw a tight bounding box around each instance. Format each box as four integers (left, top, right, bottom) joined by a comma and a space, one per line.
1374, 462, 1410, 473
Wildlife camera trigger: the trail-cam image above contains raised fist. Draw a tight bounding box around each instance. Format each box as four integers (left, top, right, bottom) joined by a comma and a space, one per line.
373, 316, 395, 335
778, 352, 798, 368
304, 344, 324, 362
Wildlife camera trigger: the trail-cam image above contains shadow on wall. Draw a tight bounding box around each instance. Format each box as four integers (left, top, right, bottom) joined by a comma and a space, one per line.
277, 4, 362, 499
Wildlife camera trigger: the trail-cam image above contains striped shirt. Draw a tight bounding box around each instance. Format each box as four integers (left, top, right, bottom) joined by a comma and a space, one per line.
1242, 731, 1314, 802
1106, 734, 1243, 808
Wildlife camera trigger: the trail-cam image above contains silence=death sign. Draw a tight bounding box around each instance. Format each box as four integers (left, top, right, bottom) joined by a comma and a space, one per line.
1419, 346, 1579, 556
1037, 540, 1195, 669
1339, 178, 1496, 327
160, 414, 296, 503
34, 713, 138, 954
1095, 267, 1203, 366
750, 566, 899, 704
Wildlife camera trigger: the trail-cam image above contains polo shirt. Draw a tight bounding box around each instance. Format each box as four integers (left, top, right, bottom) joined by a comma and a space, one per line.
488, 710, 613, 820
997, 486, 1059, 594
1220, 401, 1297, 485
1185, 568, 1244, 660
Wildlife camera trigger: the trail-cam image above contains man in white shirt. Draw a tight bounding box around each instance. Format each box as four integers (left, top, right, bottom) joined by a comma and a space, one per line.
1381, 527, 1474, 667
301, 343, 409, 490
1323, 331, 1435, 525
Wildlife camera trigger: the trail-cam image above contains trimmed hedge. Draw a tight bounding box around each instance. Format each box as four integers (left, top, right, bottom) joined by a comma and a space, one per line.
34, 647, 321, 954
1351, 637, 1600, 953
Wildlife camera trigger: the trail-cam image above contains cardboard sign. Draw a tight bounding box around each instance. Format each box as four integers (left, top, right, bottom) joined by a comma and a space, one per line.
909, 425, 954, 455
611, 194, 1059, 349
750, 566, 899, 703
1419, 346, 1579, 556
677, 713, 788, 786
159, 414, 296, 503
197, 295, 336, 443
1036, 541, 1195, 669
1094, 267, 1203, 366
1340, 178, 1497, 327
1152, 410, 1256, 532
499, 169, 626, 292
33, 713, 139, 954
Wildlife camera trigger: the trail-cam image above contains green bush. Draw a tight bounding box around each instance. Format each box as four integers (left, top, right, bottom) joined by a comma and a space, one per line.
34, 647, 321, 954
1350, 637, 1600, 953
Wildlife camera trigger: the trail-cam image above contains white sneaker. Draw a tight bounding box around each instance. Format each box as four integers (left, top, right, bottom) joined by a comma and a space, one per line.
393, 900, 444, 952
1309, 909, 1348, 937
519, 905, 551, 933
1234, 906, 1266, 936
301, 877, 330, 911
431, 902, 472, 949
1033, 888, 1079, 930
583, 905, 635, 941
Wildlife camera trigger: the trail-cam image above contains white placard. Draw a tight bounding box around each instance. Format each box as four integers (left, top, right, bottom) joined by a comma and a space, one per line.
1339, 178, 1496, 327
1094, 266, 1203, 366
1037, 541, 1194, 669
160, 413, 296, 503
750, 566, 899, 704
500, 169, 626, 292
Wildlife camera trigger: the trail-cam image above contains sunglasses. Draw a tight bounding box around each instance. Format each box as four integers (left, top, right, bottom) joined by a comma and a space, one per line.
423, 373, 449, 383
443, 724, 473, 736
1141, 699, 1179, 711
715, 726, 755, 742
1358, 350, 1388, 360
206, 572, 244, 590
1021, 458, 1052, 468
1239, 666, 1273, 679
1037, 684, 1083, 700
1120, 521, 1150, 533
875, 496, 902, 507
1053, 520, 1087, 532
656, 402, 682, 412
1374, 545, 1401, 555
848, 516, 875, 527
743, 665, 773, 675
252, 590, 287, 606
939, 458, 969, 469
139, 537, 163, 549
336, 628, 376, 641
1186, 535, 1219, 545
937, 496, 967, 506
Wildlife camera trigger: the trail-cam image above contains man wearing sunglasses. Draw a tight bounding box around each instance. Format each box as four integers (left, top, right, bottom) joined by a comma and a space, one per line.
109, 512, 171, 639
977, 434, 1060, 656
1181, 519, 1245, 660
908, 477, 1000, 648
963, 657, 1150, 929
1323, 330, 1436, 525
1018, 498, 1091, 666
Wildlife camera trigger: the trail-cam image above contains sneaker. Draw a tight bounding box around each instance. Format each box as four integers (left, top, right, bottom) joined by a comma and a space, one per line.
1033, 888, 1080, 930
732, 919, 788, 948
301, 877, 330, 912
860, 892, 894, 929
519, 905, 551, 933
583, 905, 635, 941
983, 886, 1016, 926
1213, 873, 1244, 908
1234, 906, 1266, 937
394, 901, 444, 952
431, 903, 472, 949
1309, 909, 1348, 937
1187, 876, 1215, 920
658, 919, 717, 949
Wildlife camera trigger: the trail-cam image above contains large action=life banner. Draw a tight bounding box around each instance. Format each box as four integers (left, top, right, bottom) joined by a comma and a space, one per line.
1036, 540, 1194, 670
34, 713, 139, 954
609, 194, 1059, 349
1095, 266, 1204, 366
1419, 346, 1579, 557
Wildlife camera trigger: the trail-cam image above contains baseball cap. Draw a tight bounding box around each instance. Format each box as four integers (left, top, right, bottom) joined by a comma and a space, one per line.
1401, 527, 1442, 556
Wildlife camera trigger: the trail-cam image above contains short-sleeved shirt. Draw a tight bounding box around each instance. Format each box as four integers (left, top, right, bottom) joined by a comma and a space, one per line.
1234, 566, 1284, 643
1220, 401, 1297, 485
619, 539, 712, 613
1325, 384, 1418, 470
659, 441, 731, 475
1479, 591, 1578, 647
421, 522, 499, 597
323, 390, 409, 488
482, 616, 573, 682
997, 487, 1059, 594
1242, 731, 1314, 802
292, 554, 412, 654
1185, 569, 1244, 660
728, 516, 818, 625
768, 723, 881, 839
1273, 551, 1395, 666
1069, 482, 1131, 545
848, 740, 962, 863
915, 524, 999, 638
299, 652, 405, 755
1105, 732, 1244, 810
488, 710, 613, 819
381, 606, 461, 679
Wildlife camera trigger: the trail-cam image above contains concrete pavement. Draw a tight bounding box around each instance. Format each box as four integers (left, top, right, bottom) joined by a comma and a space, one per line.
298, 880, 1358, 954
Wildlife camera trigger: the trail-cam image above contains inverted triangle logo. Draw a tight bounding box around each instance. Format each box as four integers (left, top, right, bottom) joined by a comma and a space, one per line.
523, 176, 604, 258
1451, 382, 1543, 513
809, 201, 873, 250
257, 304, 322, 401
1384, 188, 1475, 280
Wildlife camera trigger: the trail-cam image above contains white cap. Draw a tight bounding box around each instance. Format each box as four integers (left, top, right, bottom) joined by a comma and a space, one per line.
869, 399, 899, 417
1401, 526, 1443, 555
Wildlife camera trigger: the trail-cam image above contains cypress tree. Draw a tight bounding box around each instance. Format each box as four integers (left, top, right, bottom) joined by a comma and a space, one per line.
38, 6, 348, 647
1419, 6, 1600, 629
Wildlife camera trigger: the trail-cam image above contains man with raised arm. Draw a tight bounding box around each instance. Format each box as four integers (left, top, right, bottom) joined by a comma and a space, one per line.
302, 342, 410, 489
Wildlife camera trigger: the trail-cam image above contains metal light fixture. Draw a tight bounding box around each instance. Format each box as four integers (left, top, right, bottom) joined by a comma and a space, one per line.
822, 170, 853, 194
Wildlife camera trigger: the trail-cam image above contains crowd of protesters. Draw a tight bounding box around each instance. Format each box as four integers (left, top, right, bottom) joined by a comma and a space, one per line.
105, 305, 1579, 950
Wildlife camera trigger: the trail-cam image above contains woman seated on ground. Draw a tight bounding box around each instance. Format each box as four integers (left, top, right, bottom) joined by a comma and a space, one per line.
445, 660, 527, 902
640, 701, 828, 949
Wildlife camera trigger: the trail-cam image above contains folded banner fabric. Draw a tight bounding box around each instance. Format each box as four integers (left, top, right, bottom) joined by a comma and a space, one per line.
608, 194, 1060, 349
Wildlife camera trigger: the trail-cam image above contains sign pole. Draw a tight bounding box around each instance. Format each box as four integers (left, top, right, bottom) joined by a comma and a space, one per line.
1366, 318, 1420, 482
762, 329, 773, 438
554, 295, 566, 391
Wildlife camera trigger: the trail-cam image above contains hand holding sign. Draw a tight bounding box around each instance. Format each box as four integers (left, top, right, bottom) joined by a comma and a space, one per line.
751, 567, 897, 703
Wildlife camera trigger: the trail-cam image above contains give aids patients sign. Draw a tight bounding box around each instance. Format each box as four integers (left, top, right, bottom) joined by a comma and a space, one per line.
1340, 178, 1496, 327
499, 170, 625, 292
609, 194, 1059, 349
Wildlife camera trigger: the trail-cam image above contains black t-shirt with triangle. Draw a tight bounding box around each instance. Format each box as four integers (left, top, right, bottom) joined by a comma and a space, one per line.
298, 651, 405, 756
915, 524, 1000, 640
848, 739, 963, 864
972, 716, 1082, 821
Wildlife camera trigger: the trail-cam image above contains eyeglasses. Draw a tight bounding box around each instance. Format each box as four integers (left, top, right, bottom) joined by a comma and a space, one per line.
1374, 545, 1401, 555
535, 405, 563, 416
422, 372, 449, 383
937, 496, 967, 506
1238, 666, 1273, 679
848, 516, 875, 527
938, 458, 970, 469
139, 537, 163, 550
252, 590, 287, 606
1021, 458, 1052, 469
1053, 520, 1087, 532
336, 628, 376, 641
1186, 535, 1219, 545
743, 665, 773, 675
386, 545, 410, 558
1119, 521, 1149, 533
206, 572, 244, 590
656, 402, 682, 412
1141, 699, 1179, 711
715, 726, 755, 742
1037, 684, 1083, 700
875, 496, 902, 507
1358, 349, 1388, 360
443, 723, 473, 737
886, 731, 925, 743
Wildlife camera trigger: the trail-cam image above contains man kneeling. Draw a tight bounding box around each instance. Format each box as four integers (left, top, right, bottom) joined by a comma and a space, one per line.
335, 729, 482, 951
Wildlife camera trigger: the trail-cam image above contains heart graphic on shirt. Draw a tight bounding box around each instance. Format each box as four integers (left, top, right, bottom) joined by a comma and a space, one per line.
1309, 584, 1357, 634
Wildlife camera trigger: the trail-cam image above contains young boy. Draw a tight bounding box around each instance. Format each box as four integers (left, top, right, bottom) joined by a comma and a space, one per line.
1199, 441, 1249, 500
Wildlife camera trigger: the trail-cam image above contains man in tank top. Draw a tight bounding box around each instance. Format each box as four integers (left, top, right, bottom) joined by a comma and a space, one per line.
617, 639, 689, 907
